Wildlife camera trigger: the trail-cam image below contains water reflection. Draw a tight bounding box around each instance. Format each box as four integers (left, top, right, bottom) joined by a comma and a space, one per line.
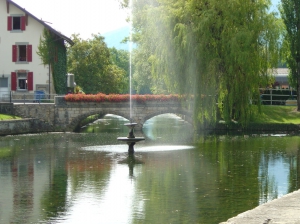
0, 114, 299, 224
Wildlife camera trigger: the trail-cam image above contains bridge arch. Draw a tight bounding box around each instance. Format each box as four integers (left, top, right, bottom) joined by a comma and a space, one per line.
141, 109, 193, 128
67, 109, 132, 131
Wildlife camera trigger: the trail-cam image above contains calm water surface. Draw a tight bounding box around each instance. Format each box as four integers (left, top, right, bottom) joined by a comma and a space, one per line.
0, 114, 299, 224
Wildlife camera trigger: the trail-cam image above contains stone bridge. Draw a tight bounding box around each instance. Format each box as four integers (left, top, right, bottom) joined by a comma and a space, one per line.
0, 96, 193, 132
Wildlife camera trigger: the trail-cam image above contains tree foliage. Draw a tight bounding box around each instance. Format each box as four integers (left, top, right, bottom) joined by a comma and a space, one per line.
109, 47, 130, 93
123, 0, 282, 126
280, 0, 300, 110
67, 34, 128, 94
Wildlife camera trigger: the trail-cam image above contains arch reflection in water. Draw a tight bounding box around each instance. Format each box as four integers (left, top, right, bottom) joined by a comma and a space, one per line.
143, 113, 193, 142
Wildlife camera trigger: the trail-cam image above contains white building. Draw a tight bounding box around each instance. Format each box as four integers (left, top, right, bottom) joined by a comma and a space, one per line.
274, 68, 289, 89
0, 0, 73, 101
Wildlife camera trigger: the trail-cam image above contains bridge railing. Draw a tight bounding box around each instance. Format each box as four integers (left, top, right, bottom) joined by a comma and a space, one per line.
0, 89, 297, 105
0, 91, 61, 104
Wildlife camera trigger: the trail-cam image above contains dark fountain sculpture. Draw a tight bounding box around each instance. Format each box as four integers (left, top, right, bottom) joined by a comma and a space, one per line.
117, 122, 145, 154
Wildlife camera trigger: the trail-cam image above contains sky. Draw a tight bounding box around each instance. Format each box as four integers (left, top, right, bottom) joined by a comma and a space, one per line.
12, 0, 130, 40
12, 0, 280, 40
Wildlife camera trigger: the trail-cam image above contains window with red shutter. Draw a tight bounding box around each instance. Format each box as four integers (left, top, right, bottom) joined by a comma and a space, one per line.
11, 72, 16, 91
8, 16, 26, 31
13, 44, 32, 63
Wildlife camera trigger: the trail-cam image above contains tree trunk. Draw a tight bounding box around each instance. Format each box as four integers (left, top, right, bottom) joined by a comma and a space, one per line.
297, 61, 300, 111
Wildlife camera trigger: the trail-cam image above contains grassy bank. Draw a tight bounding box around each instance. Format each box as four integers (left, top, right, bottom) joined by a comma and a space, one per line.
253, 106, 300, 124
0, 114, 21, 120
212, 106, 300, 132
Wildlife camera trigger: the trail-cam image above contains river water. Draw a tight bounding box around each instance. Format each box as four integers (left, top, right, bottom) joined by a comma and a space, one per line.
0, 114, 299, 224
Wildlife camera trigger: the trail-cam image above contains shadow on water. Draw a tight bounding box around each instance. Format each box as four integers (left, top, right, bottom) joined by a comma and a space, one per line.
118, 154, 144, 177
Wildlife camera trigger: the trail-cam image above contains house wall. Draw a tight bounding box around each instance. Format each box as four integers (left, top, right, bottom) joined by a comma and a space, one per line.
0, 0, 51, 95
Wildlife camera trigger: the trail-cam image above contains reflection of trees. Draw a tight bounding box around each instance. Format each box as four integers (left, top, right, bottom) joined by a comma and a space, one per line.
199, 137, 262, 222
131, 135, 300, 224
0, 134, 113, 223
133, 151, 202, 223
67, 150, 112, 193
288, 145, 300, 192
40, 169, 67, 218
259, 152, 278, 204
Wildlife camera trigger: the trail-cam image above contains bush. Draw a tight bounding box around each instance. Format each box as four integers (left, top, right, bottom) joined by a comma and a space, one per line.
64, 93, 184, 103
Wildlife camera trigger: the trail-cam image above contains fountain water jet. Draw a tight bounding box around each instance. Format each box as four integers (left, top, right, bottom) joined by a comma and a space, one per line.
117, 0, 145, 154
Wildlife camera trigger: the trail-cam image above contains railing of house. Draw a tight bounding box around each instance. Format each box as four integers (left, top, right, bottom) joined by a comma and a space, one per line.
0, 91, 61, 104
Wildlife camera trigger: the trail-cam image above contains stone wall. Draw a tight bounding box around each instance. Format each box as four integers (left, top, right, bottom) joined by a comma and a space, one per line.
0, 103, 14, 114
13, 104, 56, 125
0, 119, 54, 136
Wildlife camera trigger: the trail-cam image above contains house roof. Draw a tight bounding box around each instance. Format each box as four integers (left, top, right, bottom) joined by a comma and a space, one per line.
7, 0, 74, 45
274, 68, 289, 75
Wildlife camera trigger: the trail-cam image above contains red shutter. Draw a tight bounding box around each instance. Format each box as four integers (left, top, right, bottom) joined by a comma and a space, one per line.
7, 16, 12, 31
12, 45, 17, 62
11, 72, 16, 91
21, 16, 26, 31
27, 45, 32, 62
27, 72, 33, 91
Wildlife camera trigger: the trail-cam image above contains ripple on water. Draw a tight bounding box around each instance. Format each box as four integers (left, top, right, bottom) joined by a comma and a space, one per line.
82, 144, 194, 153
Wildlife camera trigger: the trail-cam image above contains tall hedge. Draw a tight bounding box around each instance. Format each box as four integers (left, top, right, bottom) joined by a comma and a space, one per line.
37, 29, 68, 94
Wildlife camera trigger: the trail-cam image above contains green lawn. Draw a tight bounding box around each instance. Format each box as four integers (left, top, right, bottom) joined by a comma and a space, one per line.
0, 114, 21, 120
253, 106, 300, 124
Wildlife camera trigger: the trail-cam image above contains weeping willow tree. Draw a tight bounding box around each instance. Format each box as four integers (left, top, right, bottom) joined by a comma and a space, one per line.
122, 0, 282, 127
280, 0, 300, 111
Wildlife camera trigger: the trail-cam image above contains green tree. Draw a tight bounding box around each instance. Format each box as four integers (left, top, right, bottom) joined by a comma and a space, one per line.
109, 47, 130, 93
280, 0, 300, 110
132, 48, 153, 94
124, 0, 282, 126
67, 34, 127, 94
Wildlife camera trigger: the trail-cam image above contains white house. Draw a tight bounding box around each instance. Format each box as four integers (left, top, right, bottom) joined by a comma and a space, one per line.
0, 0, 73, 101
274, 68, 289, 89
